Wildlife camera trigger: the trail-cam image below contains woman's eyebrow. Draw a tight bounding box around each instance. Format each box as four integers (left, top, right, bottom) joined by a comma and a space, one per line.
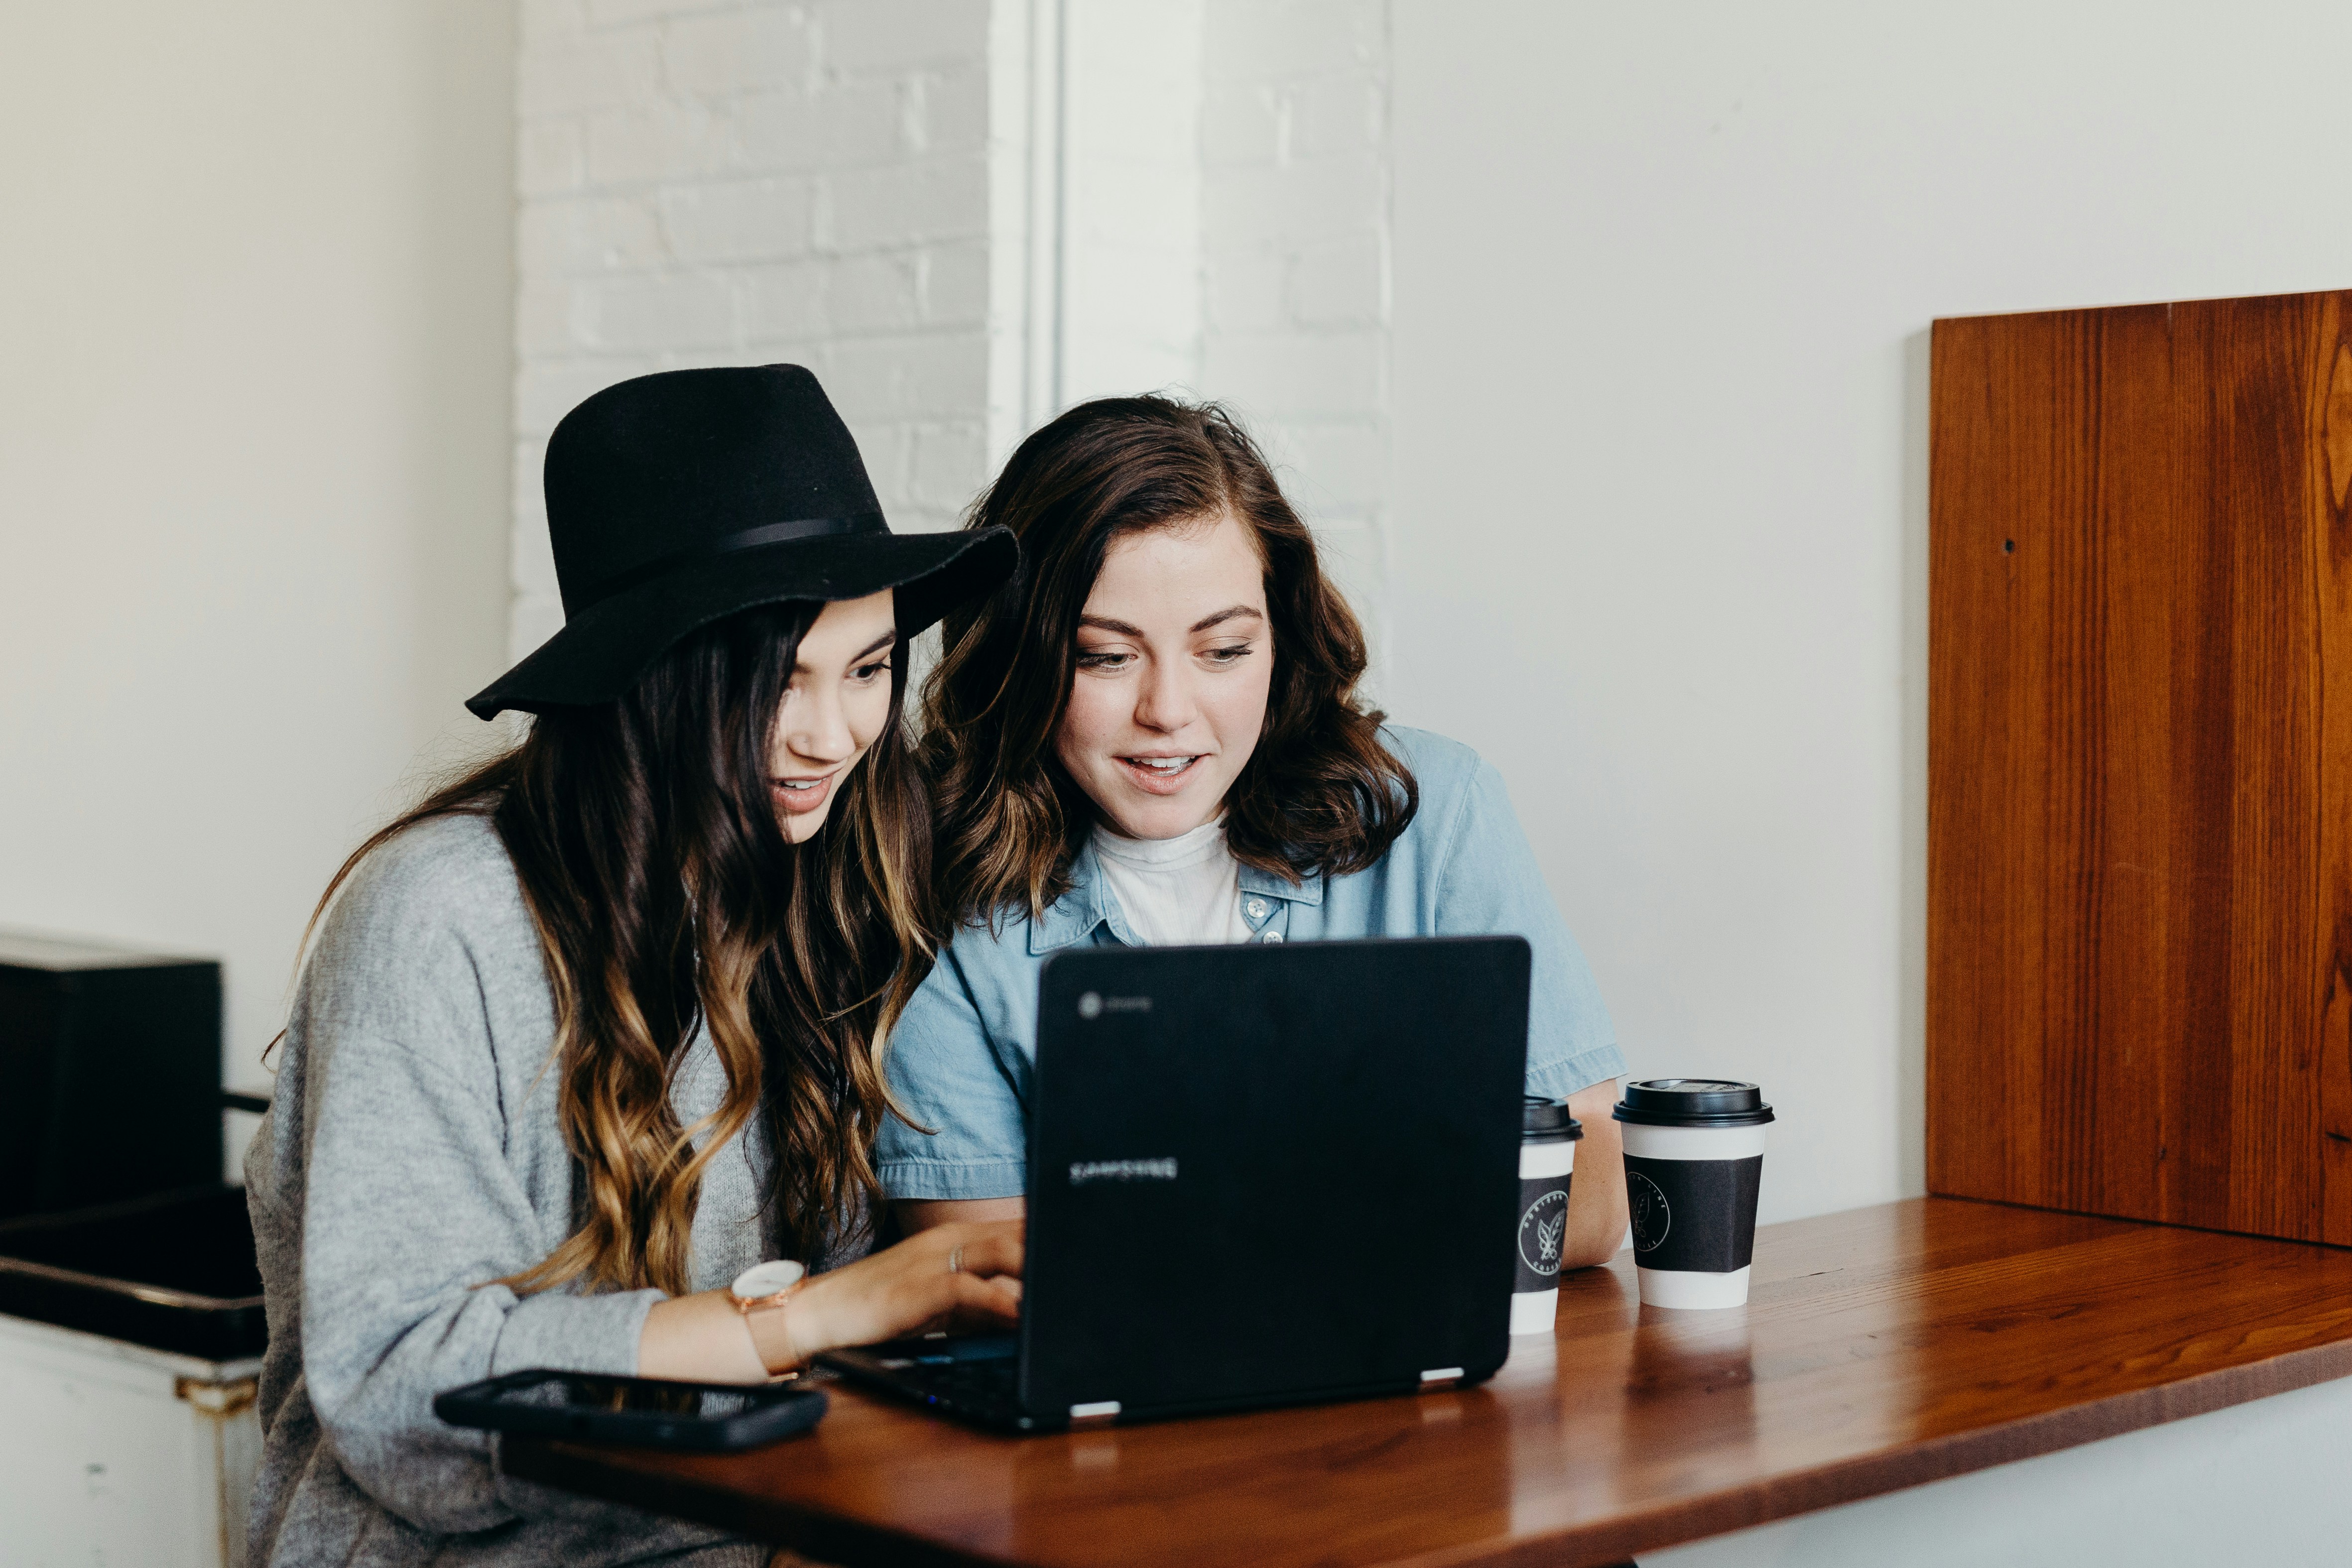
1189, 604, 1263, 633
796, 628, 898, 674
1078, 614, 1146, 636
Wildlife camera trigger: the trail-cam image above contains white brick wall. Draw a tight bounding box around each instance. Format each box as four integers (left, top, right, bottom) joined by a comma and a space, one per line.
509, 0, 995, 660
506, 0, 1395, 678
1200, 0, 1392, 668
1059, 0, 1206, 405
1025, 0, 1392, 667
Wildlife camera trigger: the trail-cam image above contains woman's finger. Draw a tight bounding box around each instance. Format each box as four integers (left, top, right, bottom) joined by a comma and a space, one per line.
942, 1228, 1024, 1280
945, 1279, 1020, 1316
946, 1271, 1022, 1321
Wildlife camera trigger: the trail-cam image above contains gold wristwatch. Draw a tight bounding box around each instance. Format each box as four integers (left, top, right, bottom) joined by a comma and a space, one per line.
728, 1259, 808, 1377
728, 1258, 807, 1315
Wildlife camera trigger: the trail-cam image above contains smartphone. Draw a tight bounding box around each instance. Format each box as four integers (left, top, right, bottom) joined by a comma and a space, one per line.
434, 1369, 828, 1452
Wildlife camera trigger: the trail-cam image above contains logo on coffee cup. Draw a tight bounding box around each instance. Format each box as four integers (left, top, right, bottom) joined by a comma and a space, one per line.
1517, 1189, 1570, 1277
1628, 1171, 1671, 1253
1077, 991, 1103, 1019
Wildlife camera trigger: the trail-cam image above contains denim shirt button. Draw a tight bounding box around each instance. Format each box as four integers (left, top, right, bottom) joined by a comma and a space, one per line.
1246, 898, 1268, 921
1259, 929, 1284, 943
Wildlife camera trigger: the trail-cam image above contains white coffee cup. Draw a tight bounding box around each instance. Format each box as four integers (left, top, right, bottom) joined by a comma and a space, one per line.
1510, 1096, 1582, 1334
1613, 1079, 1773, 1310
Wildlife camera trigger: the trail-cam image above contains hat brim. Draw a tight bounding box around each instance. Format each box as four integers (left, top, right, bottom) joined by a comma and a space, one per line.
466, 525, 1016, 719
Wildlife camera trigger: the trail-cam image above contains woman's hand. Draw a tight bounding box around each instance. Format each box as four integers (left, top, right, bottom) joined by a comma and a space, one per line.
639, 1219, 1024, 1384
763, 1220, 1023, 1371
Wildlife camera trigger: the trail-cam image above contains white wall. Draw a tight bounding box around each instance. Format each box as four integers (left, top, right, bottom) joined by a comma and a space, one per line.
1199, 0, 1394, 659
1060, 0, 1205, 407
1386, 0, 2352, 1225
1017, 0, 1400, 654
0, 2, 515, 1133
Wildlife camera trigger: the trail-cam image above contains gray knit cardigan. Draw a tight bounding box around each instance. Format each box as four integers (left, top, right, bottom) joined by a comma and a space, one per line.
243, 814, 784, 1568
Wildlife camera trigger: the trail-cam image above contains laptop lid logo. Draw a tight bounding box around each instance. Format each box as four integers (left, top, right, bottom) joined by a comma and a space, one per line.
1069, 1158, 1178, 1185
1076, 991, 1150, 1019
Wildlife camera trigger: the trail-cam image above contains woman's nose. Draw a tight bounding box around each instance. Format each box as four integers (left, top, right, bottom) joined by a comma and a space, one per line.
782, 684, 853, 763
1132, 659, 1197, 733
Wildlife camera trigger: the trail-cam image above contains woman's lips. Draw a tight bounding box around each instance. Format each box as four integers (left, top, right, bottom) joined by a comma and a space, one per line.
1115, 754, 1203, 795
771, 770, 838, 815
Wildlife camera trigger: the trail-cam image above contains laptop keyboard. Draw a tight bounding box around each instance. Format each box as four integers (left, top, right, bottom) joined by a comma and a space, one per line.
863, 1334, 1020, 1407
912, 1351, 1018, 1401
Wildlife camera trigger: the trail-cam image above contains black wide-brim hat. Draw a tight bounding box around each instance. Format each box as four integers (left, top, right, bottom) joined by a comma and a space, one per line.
468, 364, 1016, 719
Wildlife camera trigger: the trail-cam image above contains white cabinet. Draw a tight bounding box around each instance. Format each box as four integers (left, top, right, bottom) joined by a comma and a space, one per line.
0, 1312, 259, 1568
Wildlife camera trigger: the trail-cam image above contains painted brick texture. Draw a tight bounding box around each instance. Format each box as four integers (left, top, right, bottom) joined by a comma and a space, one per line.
1201, 0, 1391, 663
506, 0, 1394, 676
509, 0, 993, 659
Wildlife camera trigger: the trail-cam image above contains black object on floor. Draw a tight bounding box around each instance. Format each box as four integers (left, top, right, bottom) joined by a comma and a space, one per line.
0, 1184, 265, 1360
0, 929, 222, 1219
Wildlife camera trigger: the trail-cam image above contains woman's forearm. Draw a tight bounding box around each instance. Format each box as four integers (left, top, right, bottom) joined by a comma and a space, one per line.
1562, 1080, 1629, 1269
900, 1196, 1026, 1232
638, 1290, 772, 1383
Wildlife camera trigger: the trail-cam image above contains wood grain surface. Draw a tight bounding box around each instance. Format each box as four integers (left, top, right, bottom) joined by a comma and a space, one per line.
503, 1199, 2352, 1568
1928, 289, 2352, 1244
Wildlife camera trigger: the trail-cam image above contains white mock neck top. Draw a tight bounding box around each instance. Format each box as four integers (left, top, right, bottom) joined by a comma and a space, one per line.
1089, 817, 1254, 947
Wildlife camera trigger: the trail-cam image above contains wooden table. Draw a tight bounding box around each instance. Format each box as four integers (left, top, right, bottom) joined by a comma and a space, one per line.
504, 1198, 2352, 1567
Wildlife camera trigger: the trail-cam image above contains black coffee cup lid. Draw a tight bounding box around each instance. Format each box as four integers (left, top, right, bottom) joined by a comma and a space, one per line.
1611, 1078, 1774, 1128
1523, 1094, 1584, 1141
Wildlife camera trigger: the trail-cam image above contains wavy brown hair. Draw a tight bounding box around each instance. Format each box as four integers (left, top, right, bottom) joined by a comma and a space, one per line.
924, 395, 1415, 925
291, 603, 929, 1296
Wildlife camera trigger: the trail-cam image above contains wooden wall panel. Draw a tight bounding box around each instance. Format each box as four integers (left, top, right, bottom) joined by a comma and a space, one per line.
1928, 288, 2352, 1247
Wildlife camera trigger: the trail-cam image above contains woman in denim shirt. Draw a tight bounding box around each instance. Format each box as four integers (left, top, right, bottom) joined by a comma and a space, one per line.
883, 396, 1629, 1268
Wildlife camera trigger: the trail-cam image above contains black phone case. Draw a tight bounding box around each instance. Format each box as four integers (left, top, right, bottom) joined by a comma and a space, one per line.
433, 1369, 828, 1452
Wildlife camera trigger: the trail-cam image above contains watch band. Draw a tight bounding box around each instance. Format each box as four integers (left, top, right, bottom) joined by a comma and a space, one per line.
732, 1277, 805, 1316
728, 1260, 811, 1376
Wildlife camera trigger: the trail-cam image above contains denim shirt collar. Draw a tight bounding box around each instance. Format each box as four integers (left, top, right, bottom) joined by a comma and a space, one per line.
1025, 838, 1325, 956
1238, 860, 1323, 907
1026, 839, 1121, 956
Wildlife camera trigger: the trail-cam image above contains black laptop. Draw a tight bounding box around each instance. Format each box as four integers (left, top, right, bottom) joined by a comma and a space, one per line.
820, 935, 1531, 1432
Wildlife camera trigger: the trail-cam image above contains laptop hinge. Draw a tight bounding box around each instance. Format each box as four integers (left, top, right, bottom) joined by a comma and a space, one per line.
1068, 1400, 1121, 1427
1418, 1367, 1465, 1392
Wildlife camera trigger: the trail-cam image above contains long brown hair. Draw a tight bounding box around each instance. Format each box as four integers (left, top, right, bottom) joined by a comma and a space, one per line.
923, 395, 1415, 925
295, 603, 930, 1295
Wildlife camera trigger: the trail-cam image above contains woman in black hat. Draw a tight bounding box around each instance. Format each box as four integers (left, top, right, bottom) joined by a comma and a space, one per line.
242, 367, 1018, 1567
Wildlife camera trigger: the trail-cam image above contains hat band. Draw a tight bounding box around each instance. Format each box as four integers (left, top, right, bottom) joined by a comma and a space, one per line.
572, 511, 885, 611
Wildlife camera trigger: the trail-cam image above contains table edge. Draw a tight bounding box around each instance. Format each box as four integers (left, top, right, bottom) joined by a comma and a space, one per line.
503, 1433, 1009, 1568
504, 1331, 2352, 1568
1474, 1332, 2352, 1568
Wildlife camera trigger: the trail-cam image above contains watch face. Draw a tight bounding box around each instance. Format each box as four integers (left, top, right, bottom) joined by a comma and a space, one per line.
730, 1259, 806, 1300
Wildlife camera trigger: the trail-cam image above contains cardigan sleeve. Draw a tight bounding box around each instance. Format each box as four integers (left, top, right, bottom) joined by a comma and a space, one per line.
271, 836, 666, 1537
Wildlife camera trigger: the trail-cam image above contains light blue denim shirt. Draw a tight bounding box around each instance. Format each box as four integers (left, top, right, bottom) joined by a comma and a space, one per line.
878, 725, 1624, 1201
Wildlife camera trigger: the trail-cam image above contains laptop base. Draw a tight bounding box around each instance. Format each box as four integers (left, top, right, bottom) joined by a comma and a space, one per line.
818, 1336, 1037, 1431
818, 1335, 1495, 1437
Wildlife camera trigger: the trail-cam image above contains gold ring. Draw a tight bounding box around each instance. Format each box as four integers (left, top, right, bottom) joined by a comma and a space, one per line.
948, 1244, 965, 1275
